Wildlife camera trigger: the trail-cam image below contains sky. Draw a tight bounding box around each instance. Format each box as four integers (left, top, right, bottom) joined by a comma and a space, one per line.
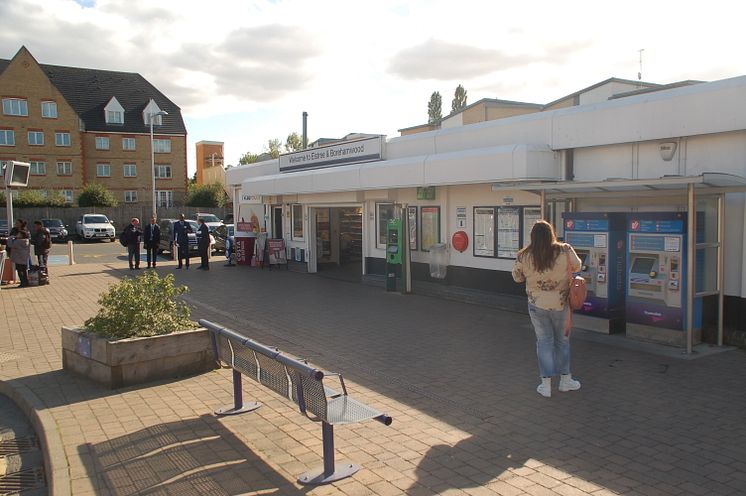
1, 0, 745, 176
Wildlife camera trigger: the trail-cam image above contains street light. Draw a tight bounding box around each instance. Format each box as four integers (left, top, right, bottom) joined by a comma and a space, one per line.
149, 110, 168, 217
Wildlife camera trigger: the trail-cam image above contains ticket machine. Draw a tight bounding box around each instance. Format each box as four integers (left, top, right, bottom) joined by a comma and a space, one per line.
625, 212, 702, 345
562, 212, 626, 333
385, 219, 402, 291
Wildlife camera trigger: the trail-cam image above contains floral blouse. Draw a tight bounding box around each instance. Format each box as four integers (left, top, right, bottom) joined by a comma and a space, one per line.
512, 244, 582, 311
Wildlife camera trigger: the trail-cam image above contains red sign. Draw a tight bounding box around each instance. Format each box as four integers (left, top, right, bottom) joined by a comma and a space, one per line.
451, 231, 469, 252
235, 237, 255, 265
236, 222, 253, 232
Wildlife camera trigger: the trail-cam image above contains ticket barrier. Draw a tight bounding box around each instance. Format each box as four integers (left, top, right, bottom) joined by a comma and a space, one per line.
625, 212, 703, 346
563, 213, 626, 333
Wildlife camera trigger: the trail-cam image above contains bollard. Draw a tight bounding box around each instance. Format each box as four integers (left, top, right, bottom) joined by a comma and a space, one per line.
67, 240, 75, 265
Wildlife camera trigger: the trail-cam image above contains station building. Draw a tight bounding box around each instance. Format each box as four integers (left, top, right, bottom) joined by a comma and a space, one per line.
226, 75, 746, 349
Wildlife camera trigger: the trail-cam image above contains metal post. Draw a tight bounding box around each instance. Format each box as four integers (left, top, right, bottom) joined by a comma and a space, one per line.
215, 369, 260, 415
540, 190, 546, 220
150, 115, 156, 217
67, 240, 75, 265
717, 194, 725, 346
322, 422, 335, 477
402, 205, 411, 294
686, 183, 695, 354
302, 112, 308, 149
6, 186, 13, 237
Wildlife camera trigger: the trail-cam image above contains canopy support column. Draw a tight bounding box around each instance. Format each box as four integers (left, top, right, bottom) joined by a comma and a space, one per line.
686, 183, 695, 354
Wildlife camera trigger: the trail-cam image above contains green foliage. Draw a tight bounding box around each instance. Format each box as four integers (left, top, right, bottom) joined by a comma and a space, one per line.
14, 190, 66, 207
238, 152, 259, 165
428, 91, 442, 124
78, 183, 118, 207
185, 182, 228, 208
266, 138, 282, 158
285, 132, 305, 152
84, 271, 193, 340
451, 84, 467, 113
0, 190, 4, 204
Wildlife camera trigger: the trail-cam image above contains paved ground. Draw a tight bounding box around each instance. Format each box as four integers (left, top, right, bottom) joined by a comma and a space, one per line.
1, 257, 746, 495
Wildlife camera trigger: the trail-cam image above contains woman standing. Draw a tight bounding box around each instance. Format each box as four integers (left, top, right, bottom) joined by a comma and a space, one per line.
9, 219, 31, 288
512, 220, 582, 398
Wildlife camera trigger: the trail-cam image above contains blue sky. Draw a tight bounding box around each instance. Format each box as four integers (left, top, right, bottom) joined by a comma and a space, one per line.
2, 0, 745, 175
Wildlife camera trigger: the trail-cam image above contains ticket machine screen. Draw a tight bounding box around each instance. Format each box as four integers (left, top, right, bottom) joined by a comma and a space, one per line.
631, 257, 656, 275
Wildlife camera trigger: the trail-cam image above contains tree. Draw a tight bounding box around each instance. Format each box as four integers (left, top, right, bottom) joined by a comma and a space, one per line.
451, 84, 467, 113
14, 190, 66, 207
189, 170, 197, 186
185, 182, 229, 208
77, 183, 118, 207
266, 139, 282, 159
238, 152, 259, 165
285, 132, 305, 152
428, 91, 442, 124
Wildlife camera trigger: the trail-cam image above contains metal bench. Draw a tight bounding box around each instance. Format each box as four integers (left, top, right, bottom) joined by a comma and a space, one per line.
199, 319, 393, 486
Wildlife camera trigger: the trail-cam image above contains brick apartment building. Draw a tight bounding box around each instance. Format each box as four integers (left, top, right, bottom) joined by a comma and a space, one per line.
0, 46, 187, 208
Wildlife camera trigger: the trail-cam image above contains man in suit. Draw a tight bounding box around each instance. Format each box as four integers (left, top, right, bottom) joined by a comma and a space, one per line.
173, 214, 192, 269
124, 217, 143, 270
143, 215, 161, 268
196, 217, 211, 270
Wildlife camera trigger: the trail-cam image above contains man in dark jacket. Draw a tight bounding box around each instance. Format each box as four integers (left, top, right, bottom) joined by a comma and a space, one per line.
143, 215, 161, 268
173, 214, 192, 269
196, 218, 210, 270
31, 220, 51, 273
124, 217, 143, 270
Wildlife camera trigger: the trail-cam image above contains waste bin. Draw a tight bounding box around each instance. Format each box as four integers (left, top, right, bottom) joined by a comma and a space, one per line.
429, 243, 448, 279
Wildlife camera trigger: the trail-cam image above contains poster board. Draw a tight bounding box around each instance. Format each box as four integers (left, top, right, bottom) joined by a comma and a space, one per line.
497, 207, 520, 258
268, 239, 288, 266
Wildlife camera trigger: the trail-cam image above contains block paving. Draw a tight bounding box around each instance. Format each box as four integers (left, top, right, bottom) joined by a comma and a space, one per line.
1, 258, 746, 495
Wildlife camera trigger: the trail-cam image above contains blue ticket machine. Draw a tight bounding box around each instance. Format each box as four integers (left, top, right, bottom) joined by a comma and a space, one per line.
562, 213, 626, 333
625, 212, 702, 345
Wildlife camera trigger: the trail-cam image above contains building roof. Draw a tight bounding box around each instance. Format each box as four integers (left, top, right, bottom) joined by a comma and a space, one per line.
542, 77, 660, 108
608, 80, 705, 100
398, 98, 542, 132
0, 54, 186, 135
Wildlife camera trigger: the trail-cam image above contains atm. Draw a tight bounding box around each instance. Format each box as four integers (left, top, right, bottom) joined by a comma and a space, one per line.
625, 212, 703, 345
562, 212, 626, 333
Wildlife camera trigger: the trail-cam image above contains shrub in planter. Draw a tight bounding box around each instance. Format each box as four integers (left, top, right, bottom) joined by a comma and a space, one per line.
84, 270, 193, 339
62, 271, 215, 388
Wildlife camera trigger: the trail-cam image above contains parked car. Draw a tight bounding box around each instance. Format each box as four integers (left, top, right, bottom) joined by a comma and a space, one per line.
212, 223, 234, 254
76, 214, 116, 242
158, 218, 199, 259
194, 212, 223, 232
41, 218, 69, 242
0, 219, 8, 246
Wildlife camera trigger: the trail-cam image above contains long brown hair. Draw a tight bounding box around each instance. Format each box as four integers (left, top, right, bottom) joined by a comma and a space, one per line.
517, 220, 561, 272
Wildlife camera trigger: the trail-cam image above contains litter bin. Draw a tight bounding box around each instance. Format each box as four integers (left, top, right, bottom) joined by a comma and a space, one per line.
429, 243, 448, 279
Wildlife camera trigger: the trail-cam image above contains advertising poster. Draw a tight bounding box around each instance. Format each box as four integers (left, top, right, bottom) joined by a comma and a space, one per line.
421, 206, 440, 251
474, 207, 495, 256
497, 207, 520, 258
408, 206, 418, 250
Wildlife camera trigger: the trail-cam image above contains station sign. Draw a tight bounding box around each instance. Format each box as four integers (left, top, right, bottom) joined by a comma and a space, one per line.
279, 136, 383, 173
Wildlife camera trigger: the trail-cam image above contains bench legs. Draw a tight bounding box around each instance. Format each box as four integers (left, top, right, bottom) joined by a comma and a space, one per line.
215, 370, 261, 416
298, 422, 360, 485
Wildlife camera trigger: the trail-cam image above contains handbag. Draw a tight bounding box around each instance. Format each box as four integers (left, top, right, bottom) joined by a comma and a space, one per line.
564, 244, 587, 335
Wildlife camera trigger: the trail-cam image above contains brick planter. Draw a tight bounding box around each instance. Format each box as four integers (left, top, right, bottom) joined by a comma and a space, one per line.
61, 326, 216, 389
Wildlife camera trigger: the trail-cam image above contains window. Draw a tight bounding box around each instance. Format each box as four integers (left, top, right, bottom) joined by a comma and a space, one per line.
0, 129, 14, 146
155, 165, 171, 178
95, 136, 110, 150
292, 204, 304, 240
41, 101, 58, 118
123, 163, 137, 177
153, 139, 171, 153
56, 161, 72, 176
106, 110, 123, 124
28, 131, 44, 146
156, 190, 172, 207
124, 191, 138, 203
96, 163, 111, 177
62, 190, 73, 203
376, 203, 396, 247
2, 98, 28, 116
30, 161, 46, 175
55, 132, 71, 147
420, 206, 441, 252
122, 137, 136, 151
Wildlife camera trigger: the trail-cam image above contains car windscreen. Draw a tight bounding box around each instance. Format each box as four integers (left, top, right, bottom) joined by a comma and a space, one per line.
200, 214, 220, 223
43, 219, 64, 227
187, 221, 199, 230
84, 216, 109, 224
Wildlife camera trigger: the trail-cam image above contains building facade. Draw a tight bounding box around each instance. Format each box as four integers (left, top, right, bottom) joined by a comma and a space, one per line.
0, 47, 188, 208
227, 75, 746, 347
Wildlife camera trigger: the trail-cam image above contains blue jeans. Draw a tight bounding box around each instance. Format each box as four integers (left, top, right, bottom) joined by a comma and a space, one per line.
528, 304, 571, 378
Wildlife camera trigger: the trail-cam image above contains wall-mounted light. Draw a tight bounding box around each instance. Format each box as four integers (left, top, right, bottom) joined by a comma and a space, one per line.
659, 141, 677, 161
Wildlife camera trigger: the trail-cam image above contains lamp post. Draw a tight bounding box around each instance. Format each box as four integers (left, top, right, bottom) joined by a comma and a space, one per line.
149, 110, 168, 217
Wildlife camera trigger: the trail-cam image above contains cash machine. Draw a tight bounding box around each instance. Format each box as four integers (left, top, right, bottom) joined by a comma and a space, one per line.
625, 212, 702, 345
562, 212, 626, 333
385, 219, 402, 292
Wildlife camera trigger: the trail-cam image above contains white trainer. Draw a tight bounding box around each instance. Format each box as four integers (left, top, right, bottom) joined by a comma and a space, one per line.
559, 374, 581, 392
536, 377, 552, 397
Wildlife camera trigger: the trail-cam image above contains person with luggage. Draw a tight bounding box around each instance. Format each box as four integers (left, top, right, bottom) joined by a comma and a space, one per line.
173, 214, 192, 269
31, 220, 52, 274
123, 218, 143, 270
8, 219, 31, 287
143, 215, 161, 268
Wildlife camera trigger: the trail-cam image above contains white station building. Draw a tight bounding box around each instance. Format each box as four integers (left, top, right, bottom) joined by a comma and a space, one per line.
226, 75, 746, 350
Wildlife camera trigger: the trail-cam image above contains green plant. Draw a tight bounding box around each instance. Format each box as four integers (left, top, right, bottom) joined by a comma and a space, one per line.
84, 271, 193, 339
78, 182, 118, 207
185, 182, 228, 207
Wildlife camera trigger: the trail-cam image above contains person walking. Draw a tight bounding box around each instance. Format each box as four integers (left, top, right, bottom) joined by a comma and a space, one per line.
173, 214, 192, 269
512, 220, 582, 398
31, 220, 51, 273
9, 220, 30, 287
143, 215, 161, 268
124, 218, 143, 270
196, 218, 210, 270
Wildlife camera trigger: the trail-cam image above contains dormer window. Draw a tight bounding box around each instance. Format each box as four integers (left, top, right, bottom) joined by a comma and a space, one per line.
104, 97, 125, 125
142, 98, 165, 126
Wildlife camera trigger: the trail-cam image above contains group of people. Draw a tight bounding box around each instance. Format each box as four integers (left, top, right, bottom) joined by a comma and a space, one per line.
121, 214, 211, 271
3, 218, 52, 287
